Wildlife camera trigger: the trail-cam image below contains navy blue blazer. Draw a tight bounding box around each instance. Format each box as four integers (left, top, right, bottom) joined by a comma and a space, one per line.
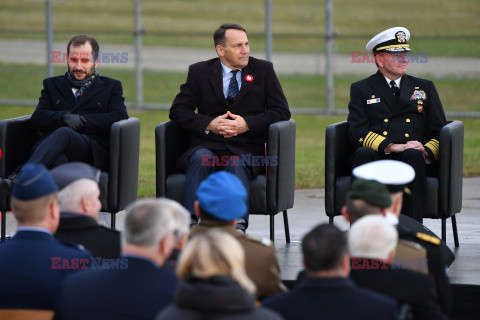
54, 257, 178, 320
263, 276, 397, 320
170, 57, 290, 174
31, 73, 128, 169
0, 230, 92, 309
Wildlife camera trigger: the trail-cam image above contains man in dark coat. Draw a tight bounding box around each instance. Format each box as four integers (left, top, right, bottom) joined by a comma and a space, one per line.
54, 198, 178, 320
0, 163, 91, 310
348, 215, 447, 320
189, 171, 286, 300
263, 224, 398, 320
347, 27, 447, 223
51, 162, 120, 260
169, 23, 291, 231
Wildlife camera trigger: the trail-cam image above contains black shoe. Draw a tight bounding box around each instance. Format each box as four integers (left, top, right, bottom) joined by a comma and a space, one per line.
236, 218, 248, 233
0, 178, 13, 197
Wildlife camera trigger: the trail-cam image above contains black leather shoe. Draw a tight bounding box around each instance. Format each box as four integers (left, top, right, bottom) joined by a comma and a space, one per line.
0, 178, 13, 197
236, 218, 248, 233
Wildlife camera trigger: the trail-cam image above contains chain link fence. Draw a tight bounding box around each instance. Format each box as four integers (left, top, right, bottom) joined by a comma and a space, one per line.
1, 0, 479, 116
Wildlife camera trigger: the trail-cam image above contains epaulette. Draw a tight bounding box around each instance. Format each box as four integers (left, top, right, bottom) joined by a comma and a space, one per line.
416, 232, 441, 246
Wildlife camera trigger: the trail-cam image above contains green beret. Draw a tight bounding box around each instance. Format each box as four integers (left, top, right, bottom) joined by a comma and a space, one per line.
349, 179, 392, 208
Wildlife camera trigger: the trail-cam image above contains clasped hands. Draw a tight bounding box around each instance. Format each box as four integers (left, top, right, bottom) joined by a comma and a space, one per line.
62, 112, 86, 132
386, 140, 428, 158
206, 111, 248, 138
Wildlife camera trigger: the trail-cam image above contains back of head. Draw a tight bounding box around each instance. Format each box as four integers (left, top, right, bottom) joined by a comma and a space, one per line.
157, 198, 190, 245
302, 223, 347, 273
348, 215, 398, 260
123, 198, 175, 247
11, 163, 58, 225
346, 179, 391, 223
57, 178, 98, 212
177, 230, 256, 294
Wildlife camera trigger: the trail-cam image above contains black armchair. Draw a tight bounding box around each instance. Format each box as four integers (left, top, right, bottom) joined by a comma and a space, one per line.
156, 119, 296, 242
325, 120, 463, 247
0, 116, 140, 239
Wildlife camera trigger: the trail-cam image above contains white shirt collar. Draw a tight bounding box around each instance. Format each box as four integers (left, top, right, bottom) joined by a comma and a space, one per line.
384, 76, 402, 89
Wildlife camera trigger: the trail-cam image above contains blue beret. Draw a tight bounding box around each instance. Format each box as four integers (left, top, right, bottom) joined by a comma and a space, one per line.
12, 163, 58, 200
50, 162, 100, 190
196, 171, 247, 221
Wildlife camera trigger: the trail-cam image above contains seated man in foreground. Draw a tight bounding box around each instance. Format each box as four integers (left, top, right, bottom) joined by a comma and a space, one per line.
169, 23, 291, 231
263, 223, 397, 320
0, 164, 91, 309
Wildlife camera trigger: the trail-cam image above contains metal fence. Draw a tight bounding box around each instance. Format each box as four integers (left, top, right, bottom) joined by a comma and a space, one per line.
1, 0, 479, 117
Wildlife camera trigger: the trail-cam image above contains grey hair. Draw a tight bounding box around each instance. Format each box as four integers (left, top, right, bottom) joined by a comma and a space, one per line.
157, 198, 190, 243
123, 198, 176, 247
348, 214, 398, 260
57, 179, 98, 212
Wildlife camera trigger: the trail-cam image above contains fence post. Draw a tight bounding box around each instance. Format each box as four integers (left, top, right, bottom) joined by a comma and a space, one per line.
134, 0, 144, 109
46, 1, 53, 78
265, 0, 272, 62
325, 0, 334, 114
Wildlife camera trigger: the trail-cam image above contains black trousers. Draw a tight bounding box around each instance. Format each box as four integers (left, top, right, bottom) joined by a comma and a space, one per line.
350, 147, 426, 223
27, 127, 94, 169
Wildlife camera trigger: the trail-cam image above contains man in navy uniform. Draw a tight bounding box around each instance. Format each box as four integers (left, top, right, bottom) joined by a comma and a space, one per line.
0, 34, 128, 195
170, 23, 291, 231
51, 162, 121, 259
0, 163, 91, 309
347, 27, 447, 223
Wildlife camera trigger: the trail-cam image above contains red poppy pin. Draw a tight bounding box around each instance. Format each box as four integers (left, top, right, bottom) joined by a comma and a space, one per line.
245, 74, 254, 82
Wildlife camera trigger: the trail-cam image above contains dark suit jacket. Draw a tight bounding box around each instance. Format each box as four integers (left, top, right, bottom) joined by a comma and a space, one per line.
31, 73, 128, 170
347, 71, 446, 160
55, 211, 121, 259
170, 57, 290, 174
262, 276, 397, 320
0, 230, 91, 309
397, 224, 452, 315
349, 258, 447, 320
54, 257, 177, 320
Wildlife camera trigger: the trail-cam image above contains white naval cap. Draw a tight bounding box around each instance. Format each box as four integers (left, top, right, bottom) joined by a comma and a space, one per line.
366, 27, 412, 54
353, 160, 415, 193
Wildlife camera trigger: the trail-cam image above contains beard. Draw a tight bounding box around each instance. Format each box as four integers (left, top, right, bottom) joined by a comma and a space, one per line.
68, 64, 96, 80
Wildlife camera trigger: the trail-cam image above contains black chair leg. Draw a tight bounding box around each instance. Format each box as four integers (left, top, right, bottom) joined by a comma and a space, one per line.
1, 211, 6, 241
441, 218, 446, 243
451, 215, 459, 248
329, 216, 334, 225
270, 215, 275, 242
110, 212, 116, 229
283, 210, 290, 243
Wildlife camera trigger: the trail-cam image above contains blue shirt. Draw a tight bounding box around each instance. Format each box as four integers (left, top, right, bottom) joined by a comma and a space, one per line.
221, 62, 242, 99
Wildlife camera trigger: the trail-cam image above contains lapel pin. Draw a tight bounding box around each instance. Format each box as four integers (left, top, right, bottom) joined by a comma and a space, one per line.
371, 95, 375, 98
56, 100, 60, 104
245, 74, 253, 82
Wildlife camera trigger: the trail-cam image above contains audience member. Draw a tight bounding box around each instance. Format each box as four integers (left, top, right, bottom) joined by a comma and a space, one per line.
54, 198, 177, 320
157, 230, 283, 320
263, 223, 397, 320
353, 160, 452, 314
51, 162, 120, 259
348, 215, 447, 320
190, 171, 286, 300
160, 198, 191, 271
0, 163, 91, 309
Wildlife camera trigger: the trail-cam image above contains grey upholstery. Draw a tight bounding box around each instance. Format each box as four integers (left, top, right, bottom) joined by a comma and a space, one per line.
155, 119, 296, 242
0, 116, 140, 239
325, 120, 463, 247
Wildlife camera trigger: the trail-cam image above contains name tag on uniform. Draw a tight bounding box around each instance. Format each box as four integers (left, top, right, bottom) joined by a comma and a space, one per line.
367, 98, 380, 104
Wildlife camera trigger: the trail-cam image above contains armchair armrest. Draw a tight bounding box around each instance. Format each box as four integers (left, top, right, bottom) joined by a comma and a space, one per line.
155, 121, 189, 197
266, 119, 296, 214
0, 116, 37, 178
108, 117, 140, 211
325, 121, 350, 216
438, 120, 464, 217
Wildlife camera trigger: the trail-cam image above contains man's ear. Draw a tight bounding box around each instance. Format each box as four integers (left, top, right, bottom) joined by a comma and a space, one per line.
194, 201, 200, 218
50, 198, 60, 221
341, 206, 350, 222
216, 45, 224, 57
375, 53, 384, 68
